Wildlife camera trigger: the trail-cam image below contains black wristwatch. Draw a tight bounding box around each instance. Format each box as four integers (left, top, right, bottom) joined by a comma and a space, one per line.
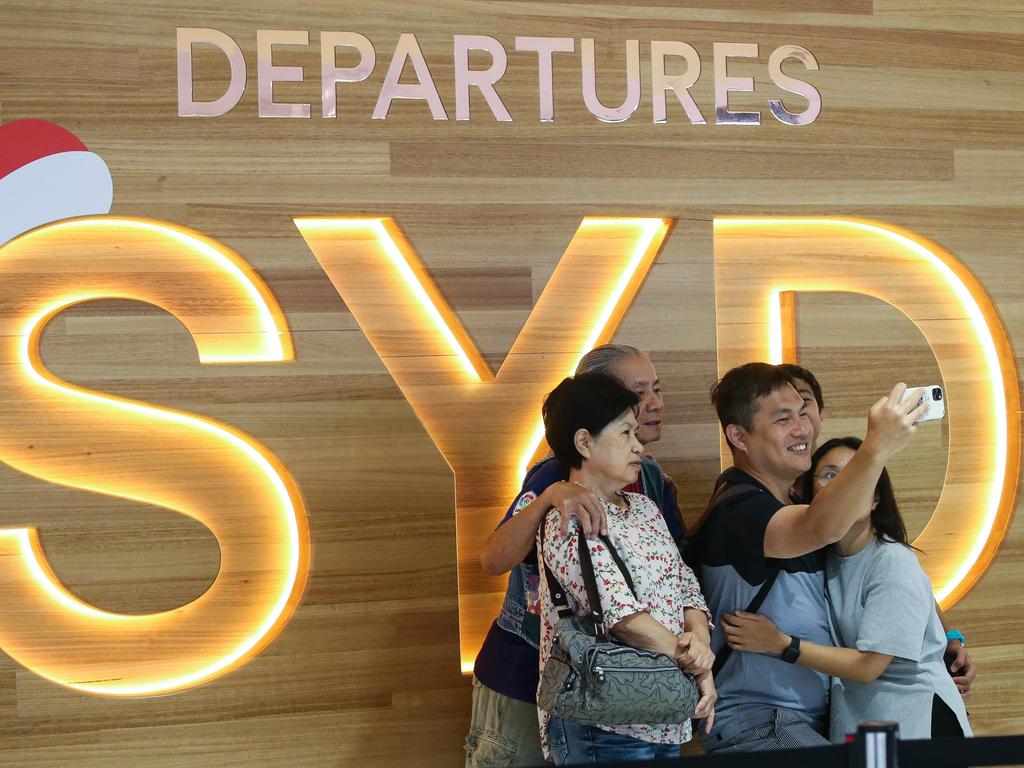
781, 635, 802, 664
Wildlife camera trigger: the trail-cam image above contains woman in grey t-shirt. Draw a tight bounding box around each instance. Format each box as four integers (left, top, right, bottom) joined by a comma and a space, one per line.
721, 436, 971, 742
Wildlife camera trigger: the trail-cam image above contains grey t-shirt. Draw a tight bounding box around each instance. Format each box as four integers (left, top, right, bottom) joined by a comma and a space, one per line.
826, 536, 972, 741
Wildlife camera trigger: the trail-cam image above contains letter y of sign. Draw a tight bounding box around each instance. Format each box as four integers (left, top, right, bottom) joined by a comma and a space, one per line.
295, 217, 669, 667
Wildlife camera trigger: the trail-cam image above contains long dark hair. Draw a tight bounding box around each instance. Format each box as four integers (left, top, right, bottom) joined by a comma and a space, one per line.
800, 436, 914, 549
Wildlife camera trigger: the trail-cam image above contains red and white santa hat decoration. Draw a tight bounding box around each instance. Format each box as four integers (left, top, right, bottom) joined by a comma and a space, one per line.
0, 119, 113, 246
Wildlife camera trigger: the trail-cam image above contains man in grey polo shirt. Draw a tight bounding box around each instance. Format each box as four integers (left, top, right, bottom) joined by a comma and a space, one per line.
694, 363, 926, 752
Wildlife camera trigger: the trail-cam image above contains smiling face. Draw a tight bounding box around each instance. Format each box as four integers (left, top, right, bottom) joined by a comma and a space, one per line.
608, 354, 663, 445
576, 407, 644, 491
727, 384, 812, 493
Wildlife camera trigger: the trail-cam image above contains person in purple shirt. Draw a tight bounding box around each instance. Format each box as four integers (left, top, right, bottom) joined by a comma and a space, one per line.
465, 344, 686, 768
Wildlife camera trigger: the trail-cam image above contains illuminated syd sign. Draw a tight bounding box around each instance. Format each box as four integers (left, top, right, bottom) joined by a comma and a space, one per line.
0, 215, 1014, 691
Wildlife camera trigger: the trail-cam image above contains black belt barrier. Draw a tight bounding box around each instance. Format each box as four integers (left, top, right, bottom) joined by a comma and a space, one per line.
525, 727, 1024, 768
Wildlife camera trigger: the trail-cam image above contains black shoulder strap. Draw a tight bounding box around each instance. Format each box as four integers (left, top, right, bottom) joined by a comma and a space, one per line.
691, 479, 782, 678
540, 508, 638, 644
683, 479, 762, 568
599, 529, 636, 596
711, 564, 782, 678
691, 480, 762, 537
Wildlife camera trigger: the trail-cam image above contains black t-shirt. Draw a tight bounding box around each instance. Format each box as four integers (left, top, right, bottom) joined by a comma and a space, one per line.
693, 467, 830, 736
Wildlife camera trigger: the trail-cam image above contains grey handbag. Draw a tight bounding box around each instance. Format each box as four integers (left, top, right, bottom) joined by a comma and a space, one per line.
537, 513, 700, 726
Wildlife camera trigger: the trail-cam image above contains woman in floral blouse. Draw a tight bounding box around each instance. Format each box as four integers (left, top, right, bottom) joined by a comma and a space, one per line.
536, 372, 716, 765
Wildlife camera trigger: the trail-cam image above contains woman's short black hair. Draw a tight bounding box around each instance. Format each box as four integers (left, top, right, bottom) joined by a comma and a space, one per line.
801, 436, 914, 549
543, 373, 640, 471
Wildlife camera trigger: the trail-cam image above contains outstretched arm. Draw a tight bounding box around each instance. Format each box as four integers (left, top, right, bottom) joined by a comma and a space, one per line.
764, 384, 928, 559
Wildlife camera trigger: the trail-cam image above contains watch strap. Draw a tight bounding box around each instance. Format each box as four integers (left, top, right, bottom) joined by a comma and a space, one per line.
781, 635, 801, 663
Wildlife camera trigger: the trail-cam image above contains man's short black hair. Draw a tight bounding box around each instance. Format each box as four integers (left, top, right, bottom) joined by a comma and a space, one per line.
710, 362, 796, 443
778, 363, 825, 411
543, 373, 640, 471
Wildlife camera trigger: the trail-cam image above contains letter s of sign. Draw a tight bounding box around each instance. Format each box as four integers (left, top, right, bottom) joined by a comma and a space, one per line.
0, 217, 310, 696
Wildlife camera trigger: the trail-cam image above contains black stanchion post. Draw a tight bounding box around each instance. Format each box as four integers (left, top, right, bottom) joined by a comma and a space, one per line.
852, 722, 900, 768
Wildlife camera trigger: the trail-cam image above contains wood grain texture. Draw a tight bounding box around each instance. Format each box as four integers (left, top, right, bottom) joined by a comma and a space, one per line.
0, 0, 1021, 764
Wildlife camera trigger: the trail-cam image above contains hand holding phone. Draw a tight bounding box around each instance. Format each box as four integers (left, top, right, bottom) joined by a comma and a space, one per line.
898, 384, 945, 422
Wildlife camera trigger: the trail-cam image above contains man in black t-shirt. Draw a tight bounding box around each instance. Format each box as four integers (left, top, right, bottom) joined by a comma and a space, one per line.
695, 363, 926, 752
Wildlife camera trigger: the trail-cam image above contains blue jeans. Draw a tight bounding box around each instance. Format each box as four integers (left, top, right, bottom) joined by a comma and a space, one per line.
548, 716, 680, 765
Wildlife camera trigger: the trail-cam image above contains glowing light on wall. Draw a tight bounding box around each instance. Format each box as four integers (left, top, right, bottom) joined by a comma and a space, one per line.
0, 217, 309, 695
517, 217, 666, 480
295, 216, 669, 669
294, 218, 488, 381
714, 217, 1020, 608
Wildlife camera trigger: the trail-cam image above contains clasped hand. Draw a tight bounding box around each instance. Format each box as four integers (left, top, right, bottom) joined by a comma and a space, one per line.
674, 633, 717, 733
674, 631, 714, 675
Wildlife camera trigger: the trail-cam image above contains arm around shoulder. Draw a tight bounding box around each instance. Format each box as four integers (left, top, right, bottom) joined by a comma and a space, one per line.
480, 490, 549, 576
480, 480, 607, 576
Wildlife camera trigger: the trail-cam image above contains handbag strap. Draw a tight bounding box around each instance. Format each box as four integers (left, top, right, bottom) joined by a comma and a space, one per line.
540, 497, 639, 644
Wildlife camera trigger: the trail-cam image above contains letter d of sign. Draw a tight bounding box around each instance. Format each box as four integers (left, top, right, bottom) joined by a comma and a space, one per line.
713, 217, 1020, 609
177, 28, 247, 118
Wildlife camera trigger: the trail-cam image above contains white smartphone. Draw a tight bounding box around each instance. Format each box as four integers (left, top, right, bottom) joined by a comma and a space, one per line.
899, 385, 946, 422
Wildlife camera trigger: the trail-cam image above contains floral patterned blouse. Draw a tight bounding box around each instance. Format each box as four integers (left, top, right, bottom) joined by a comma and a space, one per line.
536, 491, 711, 753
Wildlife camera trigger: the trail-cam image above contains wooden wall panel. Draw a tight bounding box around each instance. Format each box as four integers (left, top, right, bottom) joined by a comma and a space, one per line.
0, 0, 1021, 764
